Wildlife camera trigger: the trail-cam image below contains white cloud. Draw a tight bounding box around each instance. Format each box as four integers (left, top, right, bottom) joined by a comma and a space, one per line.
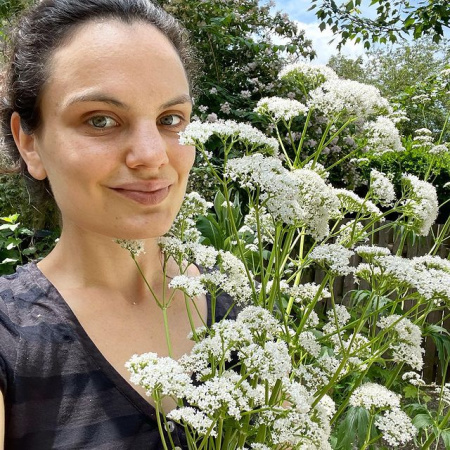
296, 21, 366, 64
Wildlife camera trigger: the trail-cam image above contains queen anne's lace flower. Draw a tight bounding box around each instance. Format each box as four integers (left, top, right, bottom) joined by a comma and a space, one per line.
299, 331, 321, 357
309, 243, 354, 276
115, 239, 145, 256
290, 282, 331, 304
237, 305, 281, 339
226, 154, 338, 238
279, 62, 338, 85
429, 144, 449, 155
377, 315, 424, 370
349, 383, 400, 409
402, 174, 439, 236
290, 168, 340, 239
239, 341, 291, 385
355, 245, 391, 259
179, 120, 279, 155
167, 407, 214, 436
370, 169, 396, 206
126, 352, 193, 398
169, 275, 206, 297
364, 116, 404, 154
308, 79, 391, 119
255, 96, 308, 121
334, 189, 381, 218
375, 408, 416, 446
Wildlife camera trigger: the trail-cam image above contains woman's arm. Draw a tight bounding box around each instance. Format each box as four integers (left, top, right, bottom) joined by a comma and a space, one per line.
0, 391, 4, 450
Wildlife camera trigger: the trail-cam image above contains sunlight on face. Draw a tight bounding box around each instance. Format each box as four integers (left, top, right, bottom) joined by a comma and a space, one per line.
32, 20, 195, 240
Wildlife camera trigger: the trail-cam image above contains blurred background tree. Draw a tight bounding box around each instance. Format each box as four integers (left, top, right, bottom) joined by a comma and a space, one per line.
310, 0, 450, 49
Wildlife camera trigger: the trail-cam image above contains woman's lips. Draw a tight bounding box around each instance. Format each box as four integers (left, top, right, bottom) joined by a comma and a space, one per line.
110, 183, 171, 206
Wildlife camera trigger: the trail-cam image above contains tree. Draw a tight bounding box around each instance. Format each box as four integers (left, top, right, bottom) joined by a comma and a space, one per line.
328, 37, 450, 137
310, 0, 450, 49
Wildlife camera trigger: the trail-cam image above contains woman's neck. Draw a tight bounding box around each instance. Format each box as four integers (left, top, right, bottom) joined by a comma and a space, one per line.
37, 225, 165, 300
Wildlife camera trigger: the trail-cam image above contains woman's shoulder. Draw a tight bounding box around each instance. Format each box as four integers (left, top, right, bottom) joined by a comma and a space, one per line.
0, 262, 46, 312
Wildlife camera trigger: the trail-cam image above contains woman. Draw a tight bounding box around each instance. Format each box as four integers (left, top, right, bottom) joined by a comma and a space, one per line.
0, 1, 233, 448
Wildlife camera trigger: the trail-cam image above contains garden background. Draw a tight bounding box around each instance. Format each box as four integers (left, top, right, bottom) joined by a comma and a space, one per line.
0, 0, 449, 448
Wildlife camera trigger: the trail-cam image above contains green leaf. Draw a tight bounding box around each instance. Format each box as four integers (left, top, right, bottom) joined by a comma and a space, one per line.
0, 223, 19, 232
0, 214, 19, 224
412, 413, 433, 430
441, 430, 450, 448
335, 407, 371, 449
403, 385, 418, 399
196, 215, 224, 250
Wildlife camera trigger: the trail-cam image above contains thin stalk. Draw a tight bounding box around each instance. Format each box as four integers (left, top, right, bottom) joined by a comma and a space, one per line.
360, 413, 376, 450
154, 400, 169, 450
162, 307, 173, 358
275, 123, 294, 169
294, 108, 314, 166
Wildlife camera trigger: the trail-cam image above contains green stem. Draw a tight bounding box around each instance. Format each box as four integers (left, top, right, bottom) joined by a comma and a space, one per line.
154, 400, 169, 450
162, 307, 173, 358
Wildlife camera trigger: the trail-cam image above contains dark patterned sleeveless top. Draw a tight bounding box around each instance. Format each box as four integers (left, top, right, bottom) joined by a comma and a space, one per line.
0, 262, 237, 449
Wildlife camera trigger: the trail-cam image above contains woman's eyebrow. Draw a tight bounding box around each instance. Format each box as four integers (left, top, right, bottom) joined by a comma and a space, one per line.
159, 94, 193, 110
61, 92, 192, 111
62, 92, 130, 110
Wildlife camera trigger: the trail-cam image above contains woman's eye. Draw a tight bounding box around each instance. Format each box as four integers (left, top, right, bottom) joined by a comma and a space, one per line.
159, 115, 182, 126
87, 116, 118, 129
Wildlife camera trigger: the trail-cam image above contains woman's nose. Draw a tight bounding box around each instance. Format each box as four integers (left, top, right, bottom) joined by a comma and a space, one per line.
125, 121, 169, 169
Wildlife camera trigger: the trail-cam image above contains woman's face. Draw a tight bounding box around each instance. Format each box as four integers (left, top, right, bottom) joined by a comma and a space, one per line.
17, 20, 195, 240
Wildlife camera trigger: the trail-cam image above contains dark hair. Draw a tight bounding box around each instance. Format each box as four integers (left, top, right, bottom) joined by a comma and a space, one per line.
0, 0, 197, 215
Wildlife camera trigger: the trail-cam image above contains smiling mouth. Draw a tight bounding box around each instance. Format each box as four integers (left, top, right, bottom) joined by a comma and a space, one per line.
111, 186, 171, 206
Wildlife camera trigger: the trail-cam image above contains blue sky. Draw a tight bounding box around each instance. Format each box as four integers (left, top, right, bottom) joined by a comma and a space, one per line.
272, 0, 448, 64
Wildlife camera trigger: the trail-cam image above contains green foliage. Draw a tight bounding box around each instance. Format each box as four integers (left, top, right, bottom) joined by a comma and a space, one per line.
310, 0, 450, 50
328, 37, 450, 139
334, 406, 372, 449
155, 0, 316, 199
358, 137, 450, 222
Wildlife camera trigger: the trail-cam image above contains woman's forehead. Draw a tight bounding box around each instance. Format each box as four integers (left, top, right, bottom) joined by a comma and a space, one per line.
42, 20, 190, 112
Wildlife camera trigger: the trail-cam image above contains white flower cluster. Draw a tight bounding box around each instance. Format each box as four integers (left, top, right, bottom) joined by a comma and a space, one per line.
160, 238, 253, 305
126, 352, 192, 398
429, 143, 449, 155
402, 371, 425, 386
355, 245, 391, 260
115, 239, 145, 256
290, 282, 331, 304
412, 128, 434, 150
349, 382, 400, 409
169, 275, 206, 297
167, 407, 213, 436
334, 189, 381, 218
298, 331, 321, 357
309, 243, 354, 276
375, 409, 417, 446
308, 79, 391, 119
226, 154, 339, 238
179, 120, 279, 155
240, 206, 275, 244
402, 174, 439, 236
127, 306, 334, 446
255, 96, 308, 121
279, 62, 338, 86
377, 315, 424, 370
370, 169, 396, 206
290, 168, 340, 239
364, 116, 404, 155
372, 254, 450, 305
349, 384, 416, 446
169, 192, 212, 242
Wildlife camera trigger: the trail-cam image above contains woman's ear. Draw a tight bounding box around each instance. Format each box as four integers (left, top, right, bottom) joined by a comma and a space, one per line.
10, 112, 47, 180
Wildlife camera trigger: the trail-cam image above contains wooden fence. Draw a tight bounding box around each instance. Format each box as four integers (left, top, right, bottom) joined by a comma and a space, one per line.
301, 222, 450, 383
